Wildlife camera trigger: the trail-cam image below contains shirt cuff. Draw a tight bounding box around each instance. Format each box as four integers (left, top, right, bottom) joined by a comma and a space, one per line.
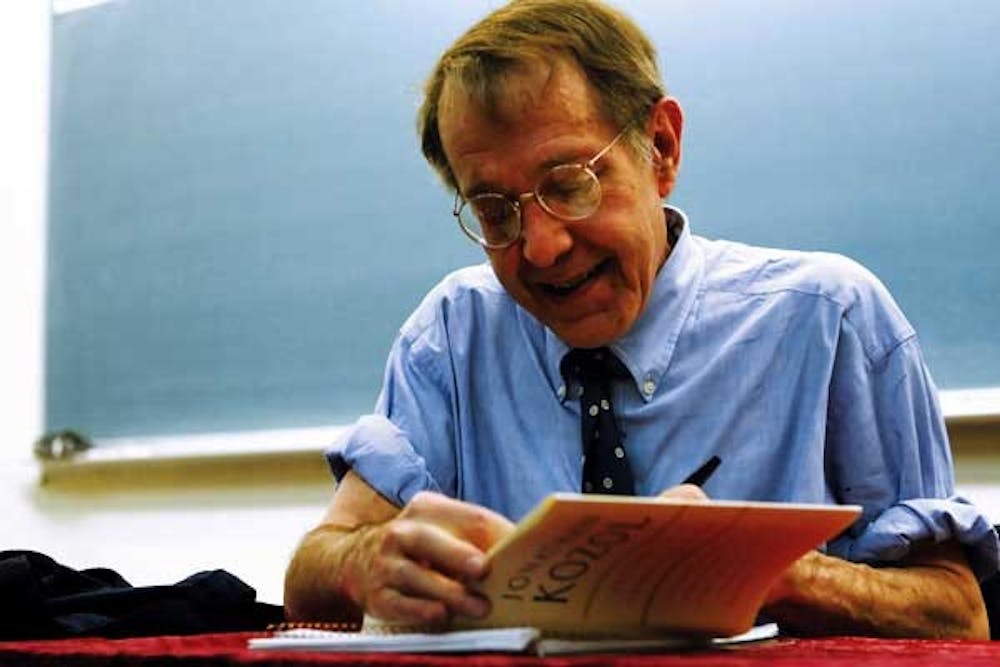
828, 496, 1000, 581
324, 414, 441, 507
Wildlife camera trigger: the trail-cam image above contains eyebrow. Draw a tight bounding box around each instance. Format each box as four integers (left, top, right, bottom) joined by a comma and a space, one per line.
461, 147, 597, 199
463, 180, 508, 199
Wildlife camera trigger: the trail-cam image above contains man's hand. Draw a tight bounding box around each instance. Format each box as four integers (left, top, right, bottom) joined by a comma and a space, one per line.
284, 471, 515, 625
762, 540, 989, 639
658, 483, 708, 501
653, 483, 988, 638
347, 491, 515, 624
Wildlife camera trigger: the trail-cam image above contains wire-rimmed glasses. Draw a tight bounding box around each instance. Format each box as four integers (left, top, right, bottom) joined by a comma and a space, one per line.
452, 127, 629, 249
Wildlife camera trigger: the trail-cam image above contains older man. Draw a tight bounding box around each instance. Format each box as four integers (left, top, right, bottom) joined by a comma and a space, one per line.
284, 0, 996, 638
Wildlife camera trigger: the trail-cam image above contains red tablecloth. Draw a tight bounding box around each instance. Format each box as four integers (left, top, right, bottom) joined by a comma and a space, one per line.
2, 632, 1000, 667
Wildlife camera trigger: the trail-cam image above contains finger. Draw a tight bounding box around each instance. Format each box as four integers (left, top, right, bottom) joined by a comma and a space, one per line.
366, 585, 450, 625
369, 550, 490, 621
384, 517, 490, 581
404, 492, 516, 551
658, 483, 709, 501
392, 557, 491, 619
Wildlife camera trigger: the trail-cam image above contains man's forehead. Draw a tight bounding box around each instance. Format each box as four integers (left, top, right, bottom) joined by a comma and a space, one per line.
439, 55, 601, 131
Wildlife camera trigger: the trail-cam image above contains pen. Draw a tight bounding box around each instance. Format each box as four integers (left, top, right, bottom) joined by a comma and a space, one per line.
681, 455, 721, 487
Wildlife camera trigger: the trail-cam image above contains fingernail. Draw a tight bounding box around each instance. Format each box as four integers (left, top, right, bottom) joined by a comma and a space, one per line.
464, 595, 490, 618
465, 554, 486, 575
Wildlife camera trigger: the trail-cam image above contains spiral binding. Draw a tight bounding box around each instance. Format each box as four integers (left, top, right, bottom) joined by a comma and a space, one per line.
267, 620, 362, 634
266, 619, 441, 636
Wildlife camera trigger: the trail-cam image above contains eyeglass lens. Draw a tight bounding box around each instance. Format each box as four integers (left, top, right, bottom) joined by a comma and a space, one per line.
466, 194, 520, 247
538, 165, 601, 219
458, 165, 601, 247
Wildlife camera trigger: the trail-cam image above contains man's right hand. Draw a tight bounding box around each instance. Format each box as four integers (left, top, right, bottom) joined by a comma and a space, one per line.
347, 490, 515, 623
284, 470, 515, 625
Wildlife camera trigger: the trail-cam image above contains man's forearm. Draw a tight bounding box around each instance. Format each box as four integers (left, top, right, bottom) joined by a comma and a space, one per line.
762, 542, 989, 639
283, 522, 374, 623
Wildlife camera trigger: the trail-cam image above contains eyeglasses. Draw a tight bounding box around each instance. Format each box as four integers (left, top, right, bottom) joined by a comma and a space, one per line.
452, 127, 629, 249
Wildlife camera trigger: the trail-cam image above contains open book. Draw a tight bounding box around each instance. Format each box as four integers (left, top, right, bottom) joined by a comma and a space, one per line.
252, 494, 858, 654
457, 493, 860, 638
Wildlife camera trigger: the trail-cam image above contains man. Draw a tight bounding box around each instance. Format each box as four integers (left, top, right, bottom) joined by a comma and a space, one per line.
285, 0, 997, 637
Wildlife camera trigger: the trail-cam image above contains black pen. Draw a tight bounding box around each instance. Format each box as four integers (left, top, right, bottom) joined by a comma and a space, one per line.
681, 455, 721, 487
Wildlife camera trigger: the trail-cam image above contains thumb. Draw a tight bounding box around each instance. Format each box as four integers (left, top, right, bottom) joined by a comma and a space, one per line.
658, 483, 709, 501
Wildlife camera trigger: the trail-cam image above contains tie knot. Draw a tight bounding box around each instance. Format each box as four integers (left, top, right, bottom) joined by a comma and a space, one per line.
561, 347, 627, 383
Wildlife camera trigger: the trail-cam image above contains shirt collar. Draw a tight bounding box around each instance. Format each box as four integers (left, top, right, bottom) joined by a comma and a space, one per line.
543, 205, 705, 403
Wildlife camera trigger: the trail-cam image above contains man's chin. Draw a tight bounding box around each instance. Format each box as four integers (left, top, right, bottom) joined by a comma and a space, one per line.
513, 288, 631, 347
548, 315, 627, 349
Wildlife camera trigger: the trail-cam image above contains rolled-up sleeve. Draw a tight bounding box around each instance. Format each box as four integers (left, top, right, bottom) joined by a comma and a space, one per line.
828, 497, 999, 580
325, 414, 441, 507
325, 295, 460, 507
825, 312, 999, 579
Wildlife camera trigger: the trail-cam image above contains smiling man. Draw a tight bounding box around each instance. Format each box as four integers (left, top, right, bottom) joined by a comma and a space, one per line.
284, 0, 997, 638
438, 55, 675, 349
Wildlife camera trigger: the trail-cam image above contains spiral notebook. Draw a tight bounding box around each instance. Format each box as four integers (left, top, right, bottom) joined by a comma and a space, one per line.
248, 622, 779, 655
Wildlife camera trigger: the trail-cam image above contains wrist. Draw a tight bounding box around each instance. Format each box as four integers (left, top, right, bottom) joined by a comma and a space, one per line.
763, 550, 822, 608
334, 522, 381, 609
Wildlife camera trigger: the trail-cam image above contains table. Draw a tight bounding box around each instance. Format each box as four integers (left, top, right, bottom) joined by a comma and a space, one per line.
2, 632, 1000, 666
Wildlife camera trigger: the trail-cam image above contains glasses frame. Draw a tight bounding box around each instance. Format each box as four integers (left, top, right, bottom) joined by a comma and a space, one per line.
452, 127, 630, 249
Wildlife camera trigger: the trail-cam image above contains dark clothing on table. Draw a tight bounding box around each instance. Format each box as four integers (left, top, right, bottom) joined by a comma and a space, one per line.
0, 550, 282, 640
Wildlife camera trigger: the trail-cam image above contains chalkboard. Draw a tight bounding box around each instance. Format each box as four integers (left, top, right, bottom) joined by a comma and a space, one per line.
46, 0, 1000, 439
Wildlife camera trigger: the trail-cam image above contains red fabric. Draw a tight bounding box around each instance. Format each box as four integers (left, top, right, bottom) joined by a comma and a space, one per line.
1, 632, 1000, 666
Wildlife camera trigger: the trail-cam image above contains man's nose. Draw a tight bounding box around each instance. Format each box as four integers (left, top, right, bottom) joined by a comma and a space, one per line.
519, 196, 572, 268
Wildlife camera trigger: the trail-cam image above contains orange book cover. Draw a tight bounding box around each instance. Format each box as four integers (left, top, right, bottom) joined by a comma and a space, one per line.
458, 494, 860, 638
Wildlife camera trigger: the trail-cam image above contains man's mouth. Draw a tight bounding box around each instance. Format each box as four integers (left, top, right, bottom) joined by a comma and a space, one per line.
538, 259, 610, 297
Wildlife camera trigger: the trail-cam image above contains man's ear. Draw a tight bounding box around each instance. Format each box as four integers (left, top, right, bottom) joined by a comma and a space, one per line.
647, 97, 683, 198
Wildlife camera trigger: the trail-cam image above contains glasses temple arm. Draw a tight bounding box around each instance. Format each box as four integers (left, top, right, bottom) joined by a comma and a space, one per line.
586, 127, 630, 168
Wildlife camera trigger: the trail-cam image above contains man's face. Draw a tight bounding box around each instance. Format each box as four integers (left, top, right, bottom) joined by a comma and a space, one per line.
437, 59, 682, 348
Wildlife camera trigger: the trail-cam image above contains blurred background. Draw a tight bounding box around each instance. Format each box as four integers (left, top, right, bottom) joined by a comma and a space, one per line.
44, 0, 1000, 440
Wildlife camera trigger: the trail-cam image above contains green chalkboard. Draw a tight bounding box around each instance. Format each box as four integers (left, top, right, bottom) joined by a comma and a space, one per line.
46, 0, 1000, 439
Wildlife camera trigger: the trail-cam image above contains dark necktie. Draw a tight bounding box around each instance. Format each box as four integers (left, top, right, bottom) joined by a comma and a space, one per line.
561, 347, 635, 495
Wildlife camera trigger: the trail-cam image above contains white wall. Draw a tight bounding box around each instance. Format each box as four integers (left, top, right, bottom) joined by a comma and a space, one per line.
0, 0, 46, 460
11, 464, 332, 605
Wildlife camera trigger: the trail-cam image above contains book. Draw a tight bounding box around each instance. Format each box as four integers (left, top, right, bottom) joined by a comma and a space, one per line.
252, 494, 858, 654
248, 622, 780, 655
456, 494, 860, 638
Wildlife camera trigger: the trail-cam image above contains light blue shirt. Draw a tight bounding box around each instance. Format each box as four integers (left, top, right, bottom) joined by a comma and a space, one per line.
328, 207, 998, 579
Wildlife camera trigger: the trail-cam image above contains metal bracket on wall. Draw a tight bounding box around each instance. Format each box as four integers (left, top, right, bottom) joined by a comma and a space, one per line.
33, 429, 93, 461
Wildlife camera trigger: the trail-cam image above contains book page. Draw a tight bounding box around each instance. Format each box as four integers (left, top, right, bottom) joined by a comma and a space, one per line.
249, 627, 541, 653
536, 622, 779, 655
458, 494, 859, 637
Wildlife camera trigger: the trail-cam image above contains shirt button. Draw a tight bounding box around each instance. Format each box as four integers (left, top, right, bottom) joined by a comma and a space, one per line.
588, 404, 599, 416
602, 477, 614, 490
614, 446, 625, 459
557, 385, 566, 399
643, 379, 656, 396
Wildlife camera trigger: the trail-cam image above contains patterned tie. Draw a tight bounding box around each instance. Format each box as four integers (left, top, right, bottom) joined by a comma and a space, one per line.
561, 347, 635, 495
